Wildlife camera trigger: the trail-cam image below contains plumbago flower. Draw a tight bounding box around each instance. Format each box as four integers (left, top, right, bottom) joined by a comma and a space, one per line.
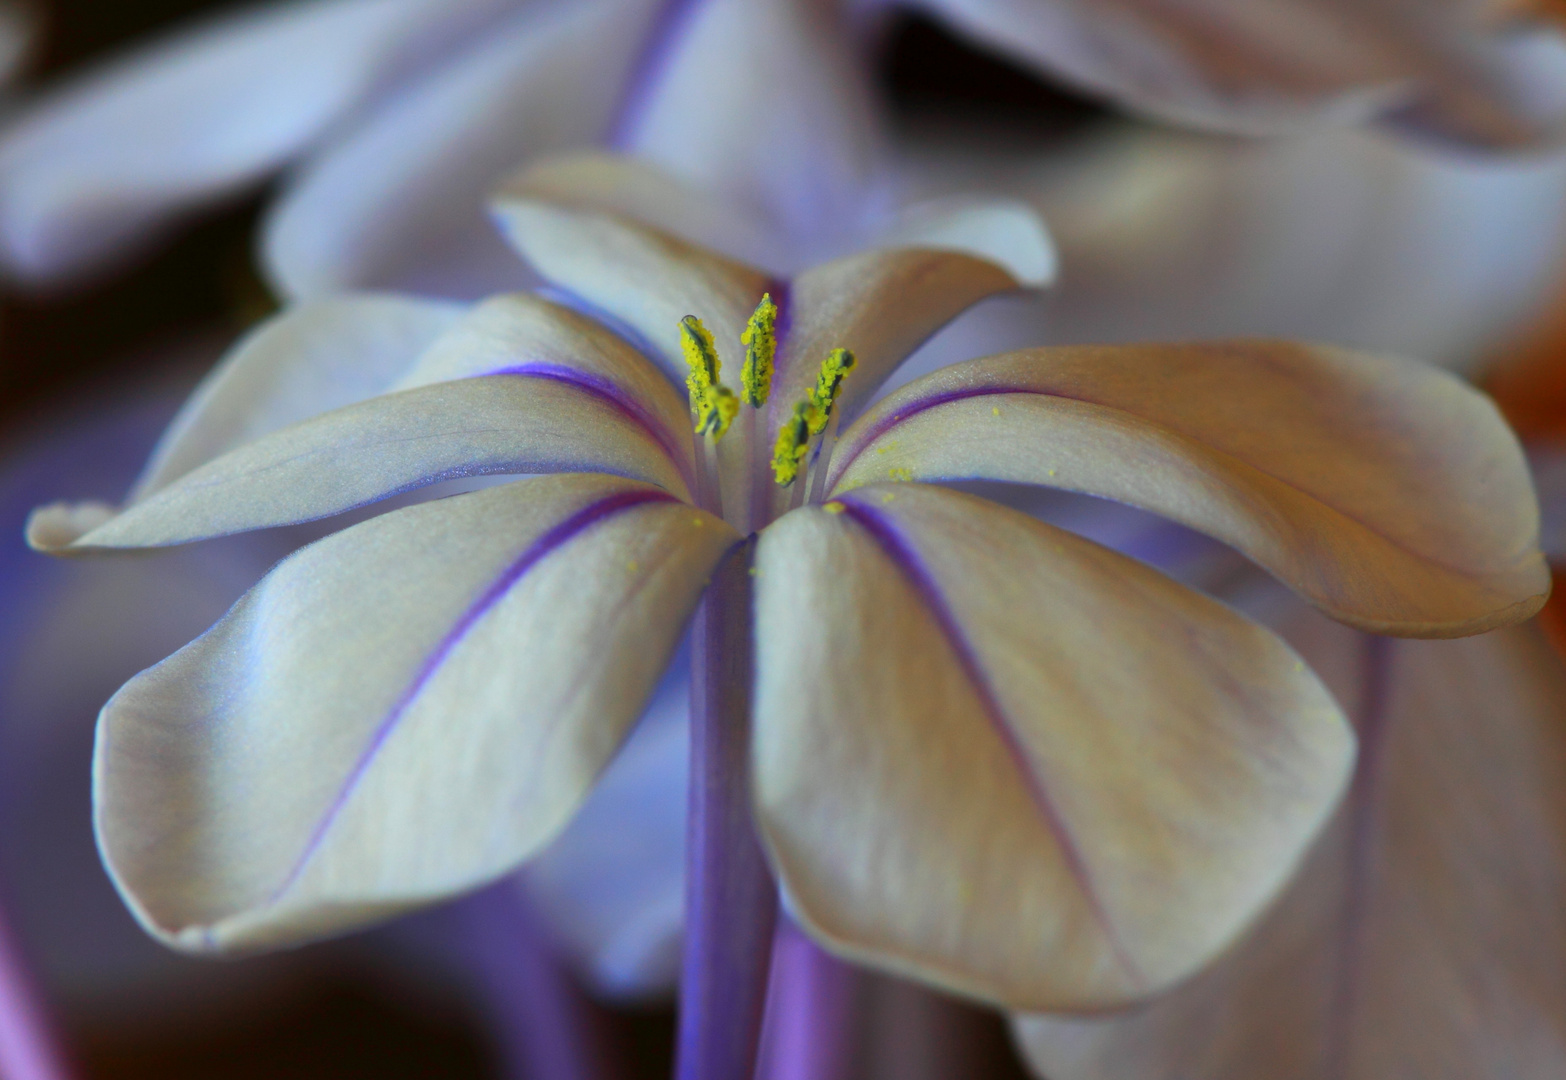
2, 0, 1566, 295
25, 156, 1551, 1076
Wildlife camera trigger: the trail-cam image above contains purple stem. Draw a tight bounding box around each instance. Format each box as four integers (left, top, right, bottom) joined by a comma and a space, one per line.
674, 540, 778, 1080
754, 921, 865, 1080
454, 881, 624, 1080
0, 894, 74, 1080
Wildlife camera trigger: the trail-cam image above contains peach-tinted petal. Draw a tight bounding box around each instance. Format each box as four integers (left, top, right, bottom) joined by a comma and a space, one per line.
1015, 610, 1566, 1079
95, 474, 737, 954
751, 483, 1353, 1011
830, 341, 1548, 636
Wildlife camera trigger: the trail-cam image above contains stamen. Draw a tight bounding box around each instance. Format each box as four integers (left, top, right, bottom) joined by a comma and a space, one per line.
681, 314, 738, 441
740, 294, 777, 408
806, 348, 856, 436
772, 401, 820, 486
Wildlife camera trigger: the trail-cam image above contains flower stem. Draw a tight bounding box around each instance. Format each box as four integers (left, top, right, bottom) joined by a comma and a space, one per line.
675, 539, 777, 1080
755, 921, 866, 1080
0, 893, 74, 1080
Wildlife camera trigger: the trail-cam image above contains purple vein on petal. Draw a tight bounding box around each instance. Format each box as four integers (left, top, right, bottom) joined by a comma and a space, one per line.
533, 286, 676, 375
828, 385, 1041, 490
604, 0, 708, 149
1325, 633, 1396, 1080
478, 361, 694, 491
834, 495, 1145, 987
270, 488, 679, 903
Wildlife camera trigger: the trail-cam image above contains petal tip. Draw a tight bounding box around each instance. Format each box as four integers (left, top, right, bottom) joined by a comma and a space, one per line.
25, 500, 116, 552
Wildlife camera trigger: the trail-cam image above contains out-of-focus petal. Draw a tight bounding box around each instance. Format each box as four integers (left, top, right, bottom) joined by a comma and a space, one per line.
95, 474, 737, 954
1015, 614, 1566, 1079
31, 373, 695, 552
0, 0, 517, 283
896, 124, 1566, 377
623, 0, 883, 259
263, 0, 663, 300
752, 484, 1353, 1011
911, 0, 1566, 146
132, 294, 465, 501
831, 341, 1548, 637
522, 655, 690, 1001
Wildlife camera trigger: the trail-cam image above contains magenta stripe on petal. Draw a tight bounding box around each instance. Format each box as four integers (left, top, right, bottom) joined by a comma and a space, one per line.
835, 494, 1145, 986
480, 361, 692, 489
273, 488, 679, 901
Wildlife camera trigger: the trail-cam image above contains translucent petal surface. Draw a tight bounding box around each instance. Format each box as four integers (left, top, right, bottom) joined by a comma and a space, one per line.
95, 474, 737, 953
829, 341, 1548, 636
752, 484, 1353, 1010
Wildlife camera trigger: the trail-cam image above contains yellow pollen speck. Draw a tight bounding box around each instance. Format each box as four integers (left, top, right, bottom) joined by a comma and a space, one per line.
627, 560, 639, 573
874, 440, 898, 455
692, 517, 704, 526
888, 466, 914, 482
740, 293, 777, 408
1047, 468, 1057, 477
1294, 661, 1305, 673
880, 492, 896, 504
992, 406, 1000, 417
823, 501, 845, 514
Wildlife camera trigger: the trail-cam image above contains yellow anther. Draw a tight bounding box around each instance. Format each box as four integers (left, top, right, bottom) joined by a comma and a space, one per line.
807, 347, 856, 435
772, 400, 820, 486
740, 294, 777, 407
991, 406, 1000, 417
680, 315, 740, 440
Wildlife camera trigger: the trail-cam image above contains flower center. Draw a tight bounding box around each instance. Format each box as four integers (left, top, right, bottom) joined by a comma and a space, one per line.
680, 298, 855, 532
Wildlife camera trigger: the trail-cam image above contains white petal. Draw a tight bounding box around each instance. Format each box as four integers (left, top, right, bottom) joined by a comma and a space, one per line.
753, 484, 1353, 1010
95, 474, 738, 953
0, 0, 517, 283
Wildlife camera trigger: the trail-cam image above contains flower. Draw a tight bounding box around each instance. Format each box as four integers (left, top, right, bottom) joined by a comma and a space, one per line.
25, 154, 1548, 1025
2, 0, 1564, 296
